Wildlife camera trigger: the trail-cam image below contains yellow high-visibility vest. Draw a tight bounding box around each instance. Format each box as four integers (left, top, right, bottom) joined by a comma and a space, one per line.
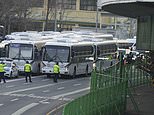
0, 64, 5, 72
53, 64, 60, 73
24, 64, 31, 72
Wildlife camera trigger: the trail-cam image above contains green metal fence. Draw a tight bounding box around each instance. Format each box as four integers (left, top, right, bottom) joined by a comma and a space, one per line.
62, 59, 151, 115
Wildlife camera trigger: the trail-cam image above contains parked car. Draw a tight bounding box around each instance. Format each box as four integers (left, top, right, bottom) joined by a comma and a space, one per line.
0, 58, 19, 78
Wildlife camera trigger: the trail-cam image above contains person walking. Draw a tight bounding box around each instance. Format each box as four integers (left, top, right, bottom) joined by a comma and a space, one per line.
0, 61, 6, 83
24, 61, 32, 83
53, 62, 60, 83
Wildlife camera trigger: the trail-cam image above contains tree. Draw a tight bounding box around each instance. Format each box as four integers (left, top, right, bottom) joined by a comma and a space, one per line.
44, 0, 66, 31
0, 0, 38, 34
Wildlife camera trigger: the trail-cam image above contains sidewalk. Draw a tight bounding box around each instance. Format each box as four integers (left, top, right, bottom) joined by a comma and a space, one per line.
126, 85, 154, 115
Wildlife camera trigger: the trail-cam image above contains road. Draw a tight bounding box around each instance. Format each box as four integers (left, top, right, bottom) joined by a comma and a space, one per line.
0, 75, 90, 115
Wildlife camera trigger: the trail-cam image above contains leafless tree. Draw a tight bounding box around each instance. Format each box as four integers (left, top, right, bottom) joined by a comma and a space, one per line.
44, 0, 66, 31
0, 0, 38, 34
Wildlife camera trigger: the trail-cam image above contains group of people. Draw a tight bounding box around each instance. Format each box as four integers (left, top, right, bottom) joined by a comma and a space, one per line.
0, 61, 60, 83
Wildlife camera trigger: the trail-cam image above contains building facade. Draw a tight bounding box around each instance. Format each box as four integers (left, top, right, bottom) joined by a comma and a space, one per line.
29, 0, 116, 31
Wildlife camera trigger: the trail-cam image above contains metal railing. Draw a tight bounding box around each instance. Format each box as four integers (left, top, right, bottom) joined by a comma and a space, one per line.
63, 58, 151, 115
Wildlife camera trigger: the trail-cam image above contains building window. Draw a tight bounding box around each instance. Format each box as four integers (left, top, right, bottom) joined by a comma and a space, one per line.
80, 0, 97, 11
57, 0, 76, 10
32, 0, 44, 7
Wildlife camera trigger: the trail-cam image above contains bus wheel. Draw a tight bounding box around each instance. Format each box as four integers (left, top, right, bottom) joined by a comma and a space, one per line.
72, 67, 76, 79
85, 65, 88, 77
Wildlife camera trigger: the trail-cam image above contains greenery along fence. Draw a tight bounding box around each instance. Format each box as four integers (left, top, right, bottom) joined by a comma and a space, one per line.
63, 59, 151, 115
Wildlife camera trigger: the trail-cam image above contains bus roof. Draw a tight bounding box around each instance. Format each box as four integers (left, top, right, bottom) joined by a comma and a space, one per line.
45, 40, 94, 47
8, 40, 47, 45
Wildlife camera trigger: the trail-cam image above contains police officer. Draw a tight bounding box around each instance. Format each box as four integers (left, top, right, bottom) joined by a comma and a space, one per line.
24, 61, 32, 83
0, 61, 6, 83
53, 62, 60, 83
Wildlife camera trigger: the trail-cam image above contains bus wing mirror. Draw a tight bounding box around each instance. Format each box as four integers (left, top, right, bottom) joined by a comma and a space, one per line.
71, 51, 74, 58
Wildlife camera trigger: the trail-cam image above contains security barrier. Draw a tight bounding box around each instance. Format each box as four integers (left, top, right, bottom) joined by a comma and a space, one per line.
63, 59, 151, 115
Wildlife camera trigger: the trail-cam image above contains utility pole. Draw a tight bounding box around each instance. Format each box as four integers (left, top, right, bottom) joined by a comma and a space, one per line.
54, 0, 57, 32
96, 1, 98, 32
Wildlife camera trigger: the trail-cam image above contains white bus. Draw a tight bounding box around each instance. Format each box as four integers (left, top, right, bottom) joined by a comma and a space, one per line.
41, 39, 95, 78
94, 40, 117, 60
5, 39, 51, 74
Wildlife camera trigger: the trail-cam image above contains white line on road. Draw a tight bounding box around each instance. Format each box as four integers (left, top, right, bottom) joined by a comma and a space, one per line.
43, 90, 50, 93
52, 87, 90, 99
7, 76, 43, 83
0, 104, 4, 106
1, 78, 89, 95
11, 98, 19, 102
2, 84, 55, 95
73, 83, 81, 86
57, 87, 64, 90
11, 103, 39, 115
42, 79, 50, 82
6, 85, 15, 88
39, 99, 50, 104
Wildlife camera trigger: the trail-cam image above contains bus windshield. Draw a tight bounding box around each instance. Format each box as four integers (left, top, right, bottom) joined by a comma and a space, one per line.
43, 46, 70, 62
9, 43, 33, 60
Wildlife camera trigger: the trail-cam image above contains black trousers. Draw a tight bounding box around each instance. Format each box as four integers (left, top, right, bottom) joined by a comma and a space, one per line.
0, 72, 6, 83
25, 72, 32, 82
53, 73, 59, 82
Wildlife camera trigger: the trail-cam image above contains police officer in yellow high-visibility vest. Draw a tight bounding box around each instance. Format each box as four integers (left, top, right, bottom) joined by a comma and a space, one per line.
53, 62, 60, 83
0, 61, 6, 83
24, 61, 32, 83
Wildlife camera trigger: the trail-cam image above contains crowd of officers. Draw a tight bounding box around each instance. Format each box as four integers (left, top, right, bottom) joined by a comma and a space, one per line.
0, 61, 60, 83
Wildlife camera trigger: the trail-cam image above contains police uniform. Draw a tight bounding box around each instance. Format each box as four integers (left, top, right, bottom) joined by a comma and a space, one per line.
53, 62, 60, 83
24, 61, 32, 82
0, 62, 6, 83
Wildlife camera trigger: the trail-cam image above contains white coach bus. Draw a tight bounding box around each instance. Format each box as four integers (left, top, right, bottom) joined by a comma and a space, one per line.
41, 39, 95, 78
94, 40, 117, 60
5, 39, 51, 74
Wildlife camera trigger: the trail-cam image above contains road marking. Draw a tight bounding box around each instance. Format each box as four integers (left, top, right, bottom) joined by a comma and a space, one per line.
7, 76, 43, 83
12, 103, 39, 115
11, 98, 19, 102
39, 99, 50, 104
43, 90, 50, 93
1, 78, 89, 95
42, 79, 50, 81
73, 83, 81, 86
46, 103, 66, 115
6, 85, 15, 88
0, 104, 4, 106
52, 87, 90, 99
1, 84, 55, 95
57, 87, 64, 90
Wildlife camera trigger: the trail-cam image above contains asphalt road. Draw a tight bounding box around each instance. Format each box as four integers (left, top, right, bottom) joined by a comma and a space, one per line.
0, 75, 90, 115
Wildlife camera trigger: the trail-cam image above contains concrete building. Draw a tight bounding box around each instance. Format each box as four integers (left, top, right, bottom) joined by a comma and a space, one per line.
28, 0, 128, 31
98, 0, 154, 51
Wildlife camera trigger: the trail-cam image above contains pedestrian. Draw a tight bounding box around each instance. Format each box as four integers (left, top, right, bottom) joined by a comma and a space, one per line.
53, 62, 60, 83
0, 61, 6, 83
24, 61, 32, 83
127, 52, 133, 64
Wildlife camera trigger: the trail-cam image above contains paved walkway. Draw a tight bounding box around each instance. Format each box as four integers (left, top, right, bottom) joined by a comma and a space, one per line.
126, 85, 154, 115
